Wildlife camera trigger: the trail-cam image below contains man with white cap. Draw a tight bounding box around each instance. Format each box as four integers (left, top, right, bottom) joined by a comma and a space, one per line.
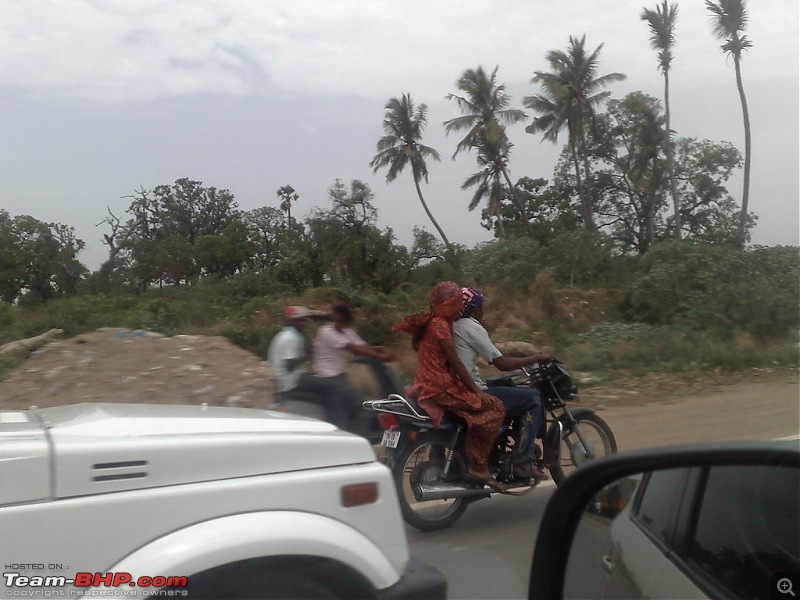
268, 305, 312, 396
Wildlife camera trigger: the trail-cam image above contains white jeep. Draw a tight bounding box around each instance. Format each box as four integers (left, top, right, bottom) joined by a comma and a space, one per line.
0, 403, 446, 599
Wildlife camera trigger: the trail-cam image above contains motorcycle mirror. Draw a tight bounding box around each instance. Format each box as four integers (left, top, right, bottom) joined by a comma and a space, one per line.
528, 442, 800, 599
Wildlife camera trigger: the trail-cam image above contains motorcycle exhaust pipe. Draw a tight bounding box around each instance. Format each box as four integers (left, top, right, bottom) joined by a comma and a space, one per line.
413, 482, 492, 502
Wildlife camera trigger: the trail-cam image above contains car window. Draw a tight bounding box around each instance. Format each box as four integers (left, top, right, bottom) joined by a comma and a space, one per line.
632, 468, 688, 546
687, 465, 800, 600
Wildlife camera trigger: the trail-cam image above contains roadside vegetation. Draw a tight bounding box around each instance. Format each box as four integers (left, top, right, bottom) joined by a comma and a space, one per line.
1, 1, 796, 384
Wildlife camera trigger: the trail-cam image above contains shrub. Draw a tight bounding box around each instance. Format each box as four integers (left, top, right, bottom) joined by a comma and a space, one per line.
625, 241, 800, 338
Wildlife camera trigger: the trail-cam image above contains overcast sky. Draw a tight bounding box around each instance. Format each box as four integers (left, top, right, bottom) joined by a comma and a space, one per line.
2, 0, 798, 269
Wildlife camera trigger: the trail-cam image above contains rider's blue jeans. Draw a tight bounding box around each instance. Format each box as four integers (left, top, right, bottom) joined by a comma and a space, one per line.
487, 386, 543, 465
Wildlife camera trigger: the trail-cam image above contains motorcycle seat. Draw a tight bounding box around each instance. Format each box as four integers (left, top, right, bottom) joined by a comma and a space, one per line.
404, 395, 456, 430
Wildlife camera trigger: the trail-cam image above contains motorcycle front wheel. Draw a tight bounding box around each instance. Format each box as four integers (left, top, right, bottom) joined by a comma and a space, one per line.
392, 436, 468, 531
551, 412, 617, 485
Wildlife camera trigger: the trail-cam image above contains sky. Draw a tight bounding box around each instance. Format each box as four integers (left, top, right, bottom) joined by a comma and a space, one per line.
2, 0, 798, 270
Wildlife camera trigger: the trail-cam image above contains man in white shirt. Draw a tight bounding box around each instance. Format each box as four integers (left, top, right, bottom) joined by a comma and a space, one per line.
267, 305, 311, 395
294, 303, 394, 433
453, 288, 550, 481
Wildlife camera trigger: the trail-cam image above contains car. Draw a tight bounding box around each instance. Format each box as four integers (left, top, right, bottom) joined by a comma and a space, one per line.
0, 403, 447, 599
528, 441, 800, 599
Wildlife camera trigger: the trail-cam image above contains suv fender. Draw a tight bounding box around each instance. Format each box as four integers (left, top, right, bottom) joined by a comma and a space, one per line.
111, 510, 402, 590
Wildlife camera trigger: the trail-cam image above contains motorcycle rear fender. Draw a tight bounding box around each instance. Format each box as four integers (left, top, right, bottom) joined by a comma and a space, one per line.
110, 511, 403, 591
544, 407, 598, 468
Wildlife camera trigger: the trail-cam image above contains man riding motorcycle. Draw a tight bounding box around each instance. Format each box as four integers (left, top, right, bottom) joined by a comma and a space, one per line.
453, 287, 550, 482
269, 303, 394, 435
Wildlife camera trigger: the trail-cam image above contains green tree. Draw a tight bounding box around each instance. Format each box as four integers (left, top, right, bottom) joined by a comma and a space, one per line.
0, 212, 87, 304
641, 1, 681, 238
107, 179, 247, 289
0, 210, 25, 303
370, 94, 452, 250
480, 177, 581, 244
524, 35, 626, 232
305, 179, 410, 292
444, 66, 534, 239
706, 0, 753, 249
671, 137, 754, 244
601, 92, 669, 253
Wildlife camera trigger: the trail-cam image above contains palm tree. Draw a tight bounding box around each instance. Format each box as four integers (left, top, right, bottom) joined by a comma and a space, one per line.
641, 1, 681, 239
524, 35, 626, 232
444, 66, 534, 239
706, 0, 753, 249
276, 185, 298, 226
370, 94, 452, 250
461, 127, 514, 240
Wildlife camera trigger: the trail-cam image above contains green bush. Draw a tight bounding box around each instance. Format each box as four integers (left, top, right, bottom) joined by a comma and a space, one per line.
625, 241, 800, 338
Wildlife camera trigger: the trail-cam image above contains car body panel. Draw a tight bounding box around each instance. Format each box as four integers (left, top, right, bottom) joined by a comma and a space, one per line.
0, 403, 431, 598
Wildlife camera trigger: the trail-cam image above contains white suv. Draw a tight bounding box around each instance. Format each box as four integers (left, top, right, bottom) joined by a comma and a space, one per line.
0, 403, 446, 599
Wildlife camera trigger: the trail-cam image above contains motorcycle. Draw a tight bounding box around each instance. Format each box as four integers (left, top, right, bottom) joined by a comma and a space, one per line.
271, 356, 406, 444
362, 359, 617, 531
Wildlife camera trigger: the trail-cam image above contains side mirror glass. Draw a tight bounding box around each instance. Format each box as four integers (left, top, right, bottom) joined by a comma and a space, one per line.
529, 443, 800, 600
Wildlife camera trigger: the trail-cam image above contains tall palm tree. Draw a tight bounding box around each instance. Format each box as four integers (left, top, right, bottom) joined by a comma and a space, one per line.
524, 35, 626, 232
444, 66, 534, 239
706, 0, 752, 249
370, 94, 452, 250
641, 1, 680, 239
276, 185, 298, 226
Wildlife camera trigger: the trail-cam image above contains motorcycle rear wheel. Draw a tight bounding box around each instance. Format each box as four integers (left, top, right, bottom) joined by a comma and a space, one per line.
551, 412, 617, 485
392, 437, 468, 531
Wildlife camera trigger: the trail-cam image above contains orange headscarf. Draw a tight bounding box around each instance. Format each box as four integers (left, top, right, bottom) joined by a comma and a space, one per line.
393, 281, 463, 334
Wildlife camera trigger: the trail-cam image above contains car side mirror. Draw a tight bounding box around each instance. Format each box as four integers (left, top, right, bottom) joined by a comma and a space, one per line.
528, 442, 800, 599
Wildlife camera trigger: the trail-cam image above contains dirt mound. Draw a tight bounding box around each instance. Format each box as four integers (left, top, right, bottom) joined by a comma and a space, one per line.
0, 328, 275, 410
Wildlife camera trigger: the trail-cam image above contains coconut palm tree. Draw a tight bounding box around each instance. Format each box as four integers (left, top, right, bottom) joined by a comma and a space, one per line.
524, 35, 626, 232
461, 127, 515, 239
706, 0, 752, 249
370, 94, 452, 250
444, 66, 534, 239
641, 1, 681, 239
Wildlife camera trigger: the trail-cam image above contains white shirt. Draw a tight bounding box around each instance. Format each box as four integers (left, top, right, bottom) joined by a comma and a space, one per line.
312, 324, 366, 377
452, 317, 502, 390
267, 326, 305, 393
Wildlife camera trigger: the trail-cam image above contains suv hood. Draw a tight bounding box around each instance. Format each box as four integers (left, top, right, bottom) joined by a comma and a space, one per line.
0, 403, 375, 505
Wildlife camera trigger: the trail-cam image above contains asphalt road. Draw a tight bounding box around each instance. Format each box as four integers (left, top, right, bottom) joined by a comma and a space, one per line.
406, 377, 800, 600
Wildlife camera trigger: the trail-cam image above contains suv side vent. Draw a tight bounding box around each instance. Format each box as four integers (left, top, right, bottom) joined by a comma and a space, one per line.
92, 460, 149, 482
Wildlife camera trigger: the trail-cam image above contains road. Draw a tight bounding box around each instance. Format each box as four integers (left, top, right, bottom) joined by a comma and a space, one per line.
406, 377, 800, 600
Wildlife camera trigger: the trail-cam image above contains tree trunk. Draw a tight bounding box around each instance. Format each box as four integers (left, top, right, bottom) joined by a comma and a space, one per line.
569, 141, 588, 229
734, 56, 752, 250
575, 126, 597, 232
664, 69, 681, 239
0, 329, 63, 355
500, 169, 535, 241
495, 204, 507, 240
412, 169, 453, 251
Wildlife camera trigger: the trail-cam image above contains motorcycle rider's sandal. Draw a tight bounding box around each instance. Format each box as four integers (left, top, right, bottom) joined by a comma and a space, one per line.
512, 462, 549, 482
465, 470, 507, 493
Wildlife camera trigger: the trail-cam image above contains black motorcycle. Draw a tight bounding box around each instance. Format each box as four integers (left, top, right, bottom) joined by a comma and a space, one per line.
271, 357, 405, 444
363, 360, 617, 531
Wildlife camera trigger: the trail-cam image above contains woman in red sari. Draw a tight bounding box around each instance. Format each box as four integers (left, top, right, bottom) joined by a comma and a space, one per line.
394, 281, 506, 490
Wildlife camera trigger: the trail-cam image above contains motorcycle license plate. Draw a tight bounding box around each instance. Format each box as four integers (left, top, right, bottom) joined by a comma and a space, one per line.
381, 430, 401, 448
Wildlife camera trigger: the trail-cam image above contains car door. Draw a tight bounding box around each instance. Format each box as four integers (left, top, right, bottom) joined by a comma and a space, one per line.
602, 467, 705, 599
